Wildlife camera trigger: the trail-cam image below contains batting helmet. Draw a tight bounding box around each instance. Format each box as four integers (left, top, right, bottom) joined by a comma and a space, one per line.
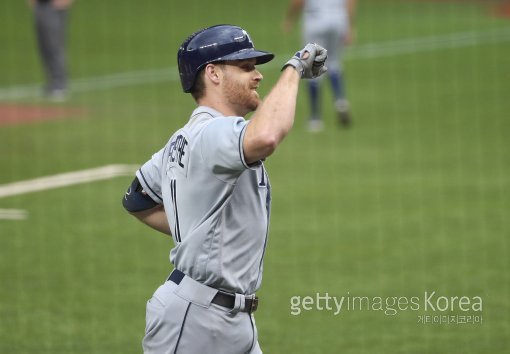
178, 24, 275, 93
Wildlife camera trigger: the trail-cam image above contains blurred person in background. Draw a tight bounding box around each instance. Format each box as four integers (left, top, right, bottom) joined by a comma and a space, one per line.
283, 0, 357, 131
29, 0, 74, 101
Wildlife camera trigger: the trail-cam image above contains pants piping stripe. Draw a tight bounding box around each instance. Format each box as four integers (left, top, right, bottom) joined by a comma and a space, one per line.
174, 302, 191, 354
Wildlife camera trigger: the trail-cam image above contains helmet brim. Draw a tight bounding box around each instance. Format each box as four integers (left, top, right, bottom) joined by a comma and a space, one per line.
214, 49, 274, 65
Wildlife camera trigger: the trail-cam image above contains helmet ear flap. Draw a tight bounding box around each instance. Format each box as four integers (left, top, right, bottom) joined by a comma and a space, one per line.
177, 24, 274, 93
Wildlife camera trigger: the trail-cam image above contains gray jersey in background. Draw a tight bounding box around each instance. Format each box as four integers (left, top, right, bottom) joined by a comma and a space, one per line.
137, 106, 271, 295
303, 0, 348, 72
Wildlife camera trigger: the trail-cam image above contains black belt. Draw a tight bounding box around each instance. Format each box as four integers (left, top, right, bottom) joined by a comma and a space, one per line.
168, 269, 259, 313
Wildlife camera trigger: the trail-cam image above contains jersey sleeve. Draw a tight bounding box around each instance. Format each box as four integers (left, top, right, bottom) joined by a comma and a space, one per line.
135, 147, 165, 204
200, 117, 261, 176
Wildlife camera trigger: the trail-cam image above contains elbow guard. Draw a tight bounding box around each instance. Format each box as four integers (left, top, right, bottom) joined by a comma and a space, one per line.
122, 177, 159, 212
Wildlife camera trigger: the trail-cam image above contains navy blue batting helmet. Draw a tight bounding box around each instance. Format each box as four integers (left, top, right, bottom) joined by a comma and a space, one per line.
178, 24, 275, 93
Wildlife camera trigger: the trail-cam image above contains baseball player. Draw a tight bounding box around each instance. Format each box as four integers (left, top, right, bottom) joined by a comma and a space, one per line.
122, 24, 327, 353
29, 0, 74, 101
284, 0, 357, 130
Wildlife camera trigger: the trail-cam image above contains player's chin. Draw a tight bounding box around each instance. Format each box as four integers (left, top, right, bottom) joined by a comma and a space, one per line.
248, 96, 260, 112
243, 90, 258, 106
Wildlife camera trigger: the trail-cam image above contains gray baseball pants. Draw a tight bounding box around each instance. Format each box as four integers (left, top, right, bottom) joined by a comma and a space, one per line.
34, 2, 68, 92
142, 271, 262, 354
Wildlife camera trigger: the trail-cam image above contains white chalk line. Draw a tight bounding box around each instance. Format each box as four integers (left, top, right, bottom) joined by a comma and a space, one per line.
0, 209, 28, 220
0, 27, 508, 101
0, 164, 138, 199
0, 164, 138, 220
0, 164, 138, 221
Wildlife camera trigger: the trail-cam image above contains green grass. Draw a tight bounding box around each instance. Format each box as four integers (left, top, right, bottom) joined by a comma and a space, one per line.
1, 0, 509, 352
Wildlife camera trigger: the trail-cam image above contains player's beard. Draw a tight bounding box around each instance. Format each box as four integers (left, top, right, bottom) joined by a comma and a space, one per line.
222, 74, 260, 116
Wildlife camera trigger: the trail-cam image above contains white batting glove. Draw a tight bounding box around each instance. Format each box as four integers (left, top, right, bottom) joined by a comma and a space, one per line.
283, 43, 328, 79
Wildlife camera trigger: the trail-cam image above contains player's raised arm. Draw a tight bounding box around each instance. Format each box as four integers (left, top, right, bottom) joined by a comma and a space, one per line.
243, 43, 328, 164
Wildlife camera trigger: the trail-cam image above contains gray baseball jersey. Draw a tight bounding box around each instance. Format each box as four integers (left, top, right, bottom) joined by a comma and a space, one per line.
302, 0, 349, 72
136, 106, 271, 295
303, 0, 348, 30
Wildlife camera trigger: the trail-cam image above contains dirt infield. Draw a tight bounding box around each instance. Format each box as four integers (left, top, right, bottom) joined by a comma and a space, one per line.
0, 104, 86, 126
493, 2, 510, 17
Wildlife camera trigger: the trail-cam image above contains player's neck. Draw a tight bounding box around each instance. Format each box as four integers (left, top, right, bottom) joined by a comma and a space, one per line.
197, 96, 246, 118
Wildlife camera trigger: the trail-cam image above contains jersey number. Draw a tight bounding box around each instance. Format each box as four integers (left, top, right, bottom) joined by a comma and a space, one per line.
259, 166, 266, 187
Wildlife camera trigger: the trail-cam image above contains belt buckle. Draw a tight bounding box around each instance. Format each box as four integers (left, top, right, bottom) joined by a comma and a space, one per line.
248, 295, 259, 313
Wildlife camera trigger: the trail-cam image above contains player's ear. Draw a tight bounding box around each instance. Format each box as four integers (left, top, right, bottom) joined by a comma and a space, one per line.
204, 63, 222, 86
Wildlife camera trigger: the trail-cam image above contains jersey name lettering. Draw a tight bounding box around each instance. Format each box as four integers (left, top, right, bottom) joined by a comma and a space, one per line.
169, 134, 188, 168
167, 133, 190, 177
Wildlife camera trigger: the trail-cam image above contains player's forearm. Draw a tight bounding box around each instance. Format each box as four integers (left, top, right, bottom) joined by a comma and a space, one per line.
244, 67, 300, 163
130, 205, 172, 236
253, 67, 300, 141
